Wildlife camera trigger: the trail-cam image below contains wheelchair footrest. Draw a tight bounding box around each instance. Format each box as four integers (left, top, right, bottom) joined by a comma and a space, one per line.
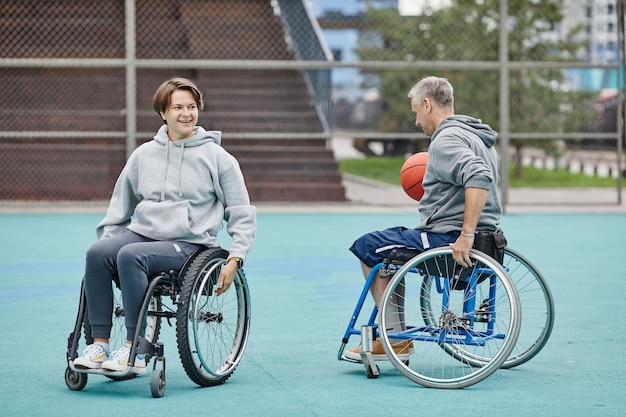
137, 337, 164, 358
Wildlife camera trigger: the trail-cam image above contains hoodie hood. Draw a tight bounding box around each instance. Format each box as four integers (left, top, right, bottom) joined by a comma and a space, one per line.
153, 124, 222, 147
152, 125, 223, 200
415, 114, 502, 234
432, 115, 497, 148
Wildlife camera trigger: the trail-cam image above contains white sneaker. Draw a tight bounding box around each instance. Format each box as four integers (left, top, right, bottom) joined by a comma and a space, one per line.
74, 344, 109, 369
102, 345, 146, 375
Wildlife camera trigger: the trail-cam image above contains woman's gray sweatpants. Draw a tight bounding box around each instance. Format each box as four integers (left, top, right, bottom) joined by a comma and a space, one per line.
84, 230, 203, 341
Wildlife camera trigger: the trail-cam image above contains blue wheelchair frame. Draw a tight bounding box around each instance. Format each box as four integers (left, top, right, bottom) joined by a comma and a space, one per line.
338, 257, 503, 360
337, 246, 523, 389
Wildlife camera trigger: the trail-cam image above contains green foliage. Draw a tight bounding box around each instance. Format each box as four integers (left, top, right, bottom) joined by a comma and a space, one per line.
340, 156, 406, 184
507, 164, 623, 187
339, 157, 623, 188
354, 0, 589, 139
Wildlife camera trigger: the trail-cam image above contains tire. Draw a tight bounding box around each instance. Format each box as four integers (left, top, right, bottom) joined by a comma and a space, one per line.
150, 358, 166, 398
419, 248, 554, 369
380, 247, 521, 389
498, 247, 554, 368
176, 248, 251, 387
65, 367, 88, 391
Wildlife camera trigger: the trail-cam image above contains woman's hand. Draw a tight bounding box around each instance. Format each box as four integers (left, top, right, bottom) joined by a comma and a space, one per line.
216, 259, 239, 296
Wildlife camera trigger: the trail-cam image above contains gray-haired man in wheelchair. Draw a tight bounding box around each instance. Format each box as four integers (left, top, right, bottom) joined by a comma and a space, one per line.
344, 76, 505, 362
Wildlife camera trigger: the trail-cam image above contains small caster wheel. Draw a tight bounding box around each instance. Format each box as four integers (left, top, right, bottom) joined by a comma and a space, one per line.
361, 351, 379, 379
365, 363, 380, 379
150, 357, 166, 398
151, 369, 166, 398
65, 366, 88, 391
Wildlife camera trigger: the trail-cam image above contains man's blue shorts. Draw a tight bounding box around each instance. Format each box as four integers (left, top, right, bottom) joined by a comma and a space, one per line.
349, 226, 460, 267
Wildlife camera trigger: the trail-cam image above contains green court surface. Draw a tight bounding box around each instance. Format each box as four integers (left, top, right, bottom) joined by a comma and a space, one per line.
0, 210, 625, 416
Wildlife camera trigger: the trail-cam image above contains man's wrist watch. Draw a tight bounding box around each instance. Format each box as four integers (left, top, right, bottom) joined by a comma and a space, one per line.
229, 257, 243, 268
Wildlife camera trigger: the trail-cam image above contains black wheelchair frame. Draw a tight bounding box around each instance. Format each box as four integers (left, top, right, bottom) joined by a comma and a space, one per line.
65, 247, 251, 397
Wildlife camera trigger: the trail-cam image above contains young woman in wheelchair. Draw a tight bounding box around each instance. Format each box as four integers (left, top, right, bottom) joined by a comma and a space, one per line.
73, 77, 256, 375
344, 76, 504, 362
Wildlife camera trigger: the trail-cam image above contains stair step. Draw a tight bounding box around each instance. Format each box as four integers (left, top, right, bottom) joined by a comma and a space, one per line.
247, 183, 346, 202
243, 170, 342, 183
227, 147, 335, 160
0, 0, 345, 202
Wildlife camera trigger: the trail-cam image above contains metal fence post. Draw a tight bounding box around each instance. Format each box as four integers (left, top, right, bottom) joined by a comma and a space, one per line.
125, 0, 136, 160
499, 0, 510, 212
617, 0, 625, 204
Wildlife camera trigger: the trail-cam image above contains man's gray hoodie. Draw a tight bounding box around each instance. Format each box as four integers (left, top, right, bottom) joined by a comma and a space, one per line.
96, 125, 256, 261
416, 115, 502, 233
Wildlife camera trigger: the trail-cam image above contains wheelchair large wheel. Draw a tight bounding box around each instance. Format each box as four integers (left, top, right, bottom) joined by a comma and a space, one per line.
419, 248, 553, 370
380, 247, 521, 389
176, 248, 251, 387
81, 283, 161, 381
499, 247, 554, 368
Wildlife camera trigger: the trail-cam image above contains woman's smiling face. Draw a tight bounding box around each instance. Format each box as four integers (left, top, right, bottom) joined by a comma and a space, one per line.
160, 89, 199, 141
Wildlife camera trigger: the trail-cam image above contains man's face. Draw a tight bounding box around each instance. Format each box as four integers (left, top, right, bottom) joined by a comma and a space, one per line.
411, 97, 434, 136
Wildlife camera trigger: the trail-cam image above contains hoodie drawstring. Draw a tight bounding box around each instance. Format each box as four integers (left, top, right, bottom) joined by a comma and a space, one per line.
160, 139, 185, 200
161, 141, 169, 201
177, 141, 185, 197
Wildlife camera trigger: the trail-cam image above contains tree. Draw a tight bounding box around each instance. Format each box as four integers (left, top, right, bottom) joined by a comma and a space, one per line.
354, 0, 590, 176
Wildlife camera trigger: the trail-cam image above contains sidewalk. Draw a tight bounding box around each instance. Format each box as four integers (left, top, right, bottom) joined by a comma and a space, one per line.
341, 173, 626, 213
0, 138, 623, 214
0, 175, 623, 214
4, 179, 621, 214
330, 136, 626, 214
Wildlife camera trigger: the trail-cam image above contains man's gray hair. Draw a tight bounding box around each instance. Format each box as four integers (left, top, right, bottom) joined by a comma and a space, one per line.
407, 76, 454, 109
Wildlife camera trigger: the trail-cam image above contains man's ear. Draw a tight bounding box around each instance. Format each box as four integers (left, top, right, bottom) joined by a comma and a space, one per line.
422, 97, 432, 112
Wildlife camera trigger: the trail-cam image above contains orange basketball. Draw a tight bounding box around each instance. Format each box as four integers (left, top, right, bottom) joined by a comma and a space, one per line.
400, 152, 429, 201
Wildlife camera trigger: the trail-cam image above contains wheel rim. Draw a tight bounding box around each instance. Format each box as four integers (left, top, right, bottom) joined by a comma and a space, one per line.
499, 247, 554, 368
380, 247, 521, 388
185, 259, 250, 380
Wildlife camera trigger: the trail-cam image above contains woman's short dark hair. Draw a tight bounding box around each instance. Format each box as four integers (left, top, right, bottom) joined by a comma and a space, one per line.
153, 77, 204, 116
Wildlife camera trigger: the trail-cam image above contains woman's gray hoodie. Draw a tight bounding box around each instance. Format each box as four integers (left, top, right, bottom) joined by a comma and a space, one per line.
96, 125, 256, 261
416, 115, 502, 233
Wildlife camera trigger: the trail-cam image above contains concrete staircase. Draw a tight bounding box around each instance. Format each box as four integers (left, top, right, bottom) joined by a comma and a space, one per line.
0, 0, 345, 202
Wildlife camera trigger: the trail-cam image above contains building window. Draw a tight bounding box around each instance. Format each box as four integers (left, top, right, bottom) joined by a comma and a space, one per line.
608, 41, 616, 52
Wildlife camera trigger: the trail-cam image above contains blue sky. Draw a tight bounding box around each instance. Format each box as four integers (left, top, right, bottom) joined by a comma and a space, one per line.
308, 0, 365, 16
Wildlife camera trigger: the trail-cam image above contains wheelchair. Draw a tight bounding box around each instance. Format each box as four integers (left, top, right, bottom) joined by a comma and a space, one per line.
338, 245, 554, 389
65, 247, 251, 398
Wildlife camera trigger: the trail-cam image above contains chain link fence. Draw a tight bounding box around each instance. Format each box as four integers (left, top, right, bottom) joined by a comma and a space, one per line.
320, 0, 624, 207
0, 0, 623, 206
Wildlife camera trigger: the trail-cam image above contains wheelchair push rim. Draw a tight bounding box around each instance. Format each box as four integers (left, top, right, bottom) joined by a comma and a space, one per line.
176, 248, 251, 387
379, 247, 522, 389
498, 247, 554, 368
